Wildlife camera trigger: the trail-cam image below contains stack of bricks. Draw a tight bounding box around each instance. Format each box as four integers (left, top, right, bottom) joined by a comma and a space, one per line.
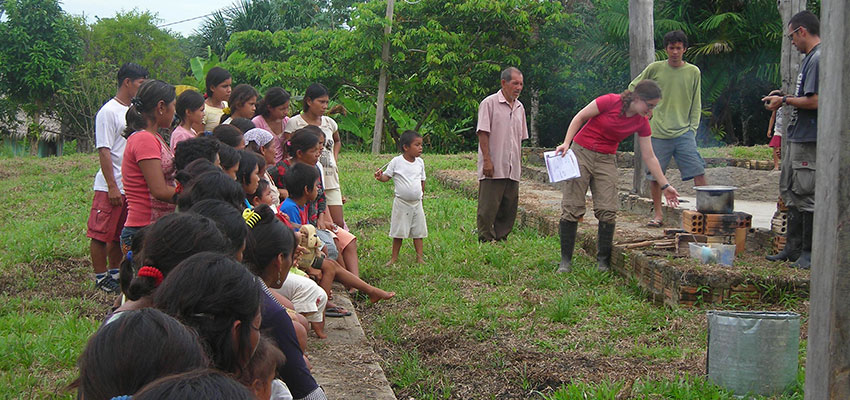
682, 210, 751, 235
682, 210, 705, 234
772, 196, 788, 253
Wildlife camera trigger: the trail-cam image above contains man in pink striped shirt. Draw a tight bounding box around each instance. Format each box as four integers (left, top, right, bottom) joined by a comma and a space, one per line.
476, 67, 528, 242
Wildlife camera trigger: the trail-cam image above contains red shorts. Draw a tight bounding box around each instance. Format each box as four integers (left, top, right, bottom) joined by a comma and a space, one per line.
86, 191, 128, 243
769, 135, 782, 148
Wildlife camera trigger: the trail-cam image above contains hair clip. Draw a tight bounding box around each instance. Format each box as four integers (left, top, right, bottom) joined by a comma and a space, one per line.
286, 141, 291, 147
126, 250, 133, 263
110, 396, 132, 400
130, 97, 143, 108
243, 208, 261, 228
174, 182, 183, 194
138, 266, 164, 287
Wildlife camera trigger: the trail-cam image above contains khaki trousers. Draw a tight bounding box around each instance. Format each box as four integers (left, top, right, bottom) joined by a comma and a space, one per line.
477, 179, 519, 241
561, 143, 618, 223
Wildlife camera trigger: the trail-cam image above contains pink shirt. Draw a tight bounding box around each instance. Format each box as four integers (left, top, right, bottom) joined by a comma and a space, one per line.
252, 115, 289, 164
476, 90, 528, 181
573, 94, 652, 154
169, 125, 196, 153
122, 130, 176, 227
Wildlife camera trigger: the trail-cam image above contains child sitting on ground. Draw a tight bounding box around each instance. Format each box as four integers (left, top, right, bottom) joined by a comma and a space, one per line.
375, 130, 428, 264
280, 162, 395, 305
237, 336, 289, 400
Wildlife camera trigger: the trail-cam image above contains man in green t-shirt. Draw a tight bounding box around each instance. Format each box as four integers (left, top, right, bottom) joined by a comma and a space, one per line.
629, 30, 706, 227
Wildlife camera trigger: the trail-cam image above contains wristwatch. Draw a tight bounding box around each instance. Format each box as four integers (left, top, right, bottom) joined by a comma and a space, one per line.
782, 96, 788, 105
660, 183, 670, 191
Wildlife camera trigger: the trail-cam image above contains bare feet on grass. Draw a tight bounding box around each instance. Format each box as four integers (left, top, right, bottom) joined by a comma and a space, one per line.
368, 288, 395, 303
384, 258, 397, 267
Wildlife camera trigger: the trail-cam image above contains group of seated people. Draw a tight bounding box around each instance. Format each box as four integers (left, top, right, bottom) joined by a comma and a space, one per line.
73, 77, 394, 399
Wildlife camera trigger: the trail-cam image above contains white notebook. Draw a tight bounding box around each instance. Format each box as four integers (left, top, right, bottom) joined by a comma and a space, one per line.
543, 149, 581, 183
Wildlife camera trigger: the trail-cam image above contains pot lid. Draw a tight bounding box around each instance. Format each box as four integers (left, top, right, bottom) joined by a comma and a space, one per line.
694, 185, 737, 191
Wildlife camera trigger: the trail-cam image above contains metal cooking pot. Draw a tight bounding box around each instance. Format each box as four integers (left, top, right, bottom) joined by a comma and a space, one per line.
695, 185, 737, 214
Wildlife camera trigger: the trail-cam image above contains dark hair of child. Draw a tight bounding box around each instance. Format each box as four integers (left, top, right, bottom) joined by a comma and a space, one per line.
256, 87, 291, 117
174, 137, 220, 171
188, 199, 248, 257
286, 127, 322, 158
119, 225, 149, 295
70, 308, 208, 400
213, 124, 244, 147
252, 179, 271, 203
399, 130, 421, 150
255, 151, 266, 173
242, 204, 296, 278
302, 83, 329, 113
117, 62, 148, 87
125, 213, 228, 301
283, 162, 320, 199
230, 117, 256, 134
134, 369, 255, 400
236, 151, 261, 187
205, 67, 232, 98
662, 29, 689, 48
124, 80, 176, 138
237, 336, 286, 394
220, 84, 259, 124
176, 170, 245, 210
175, 158, 220, 186
218, 144, 241, 170
175, 90, 205, 123
153, 252, 263, 375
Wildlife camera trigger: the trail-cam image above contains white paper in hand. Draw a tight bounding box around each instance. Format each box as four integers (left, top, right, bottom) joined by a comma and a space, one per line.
544, 149, 581, 183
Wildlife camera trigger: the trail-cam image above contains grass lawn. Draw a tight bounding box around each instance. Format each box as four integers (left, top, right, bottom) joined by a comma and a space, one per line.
0, 150, 804, 399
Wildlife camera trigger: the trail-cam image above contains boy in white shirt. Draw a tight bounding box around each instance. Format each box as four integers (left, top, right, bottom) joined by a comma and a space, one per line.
375, 130, 427, 264
85, 63, 147, 293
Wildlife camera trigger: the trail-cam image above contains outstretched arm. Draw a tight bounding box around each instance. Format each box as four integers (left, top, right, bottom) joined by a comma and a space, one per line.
554, 100, 600, 156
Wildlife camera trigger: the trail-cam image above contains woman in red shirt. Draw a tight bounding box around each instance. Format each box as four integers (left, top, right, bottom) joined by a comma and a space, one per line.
554, 80, 680, 273
120, 80, 178, 249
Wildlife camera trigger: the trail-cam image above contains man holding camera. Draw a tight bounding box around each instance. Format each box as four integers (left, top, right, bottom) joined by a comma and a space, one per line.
762, 11, 821, 269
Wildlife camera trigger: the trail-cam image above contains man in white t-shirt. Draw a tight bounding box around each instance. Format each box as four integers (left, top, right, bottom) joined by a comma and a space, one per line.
85, 63, 147, 293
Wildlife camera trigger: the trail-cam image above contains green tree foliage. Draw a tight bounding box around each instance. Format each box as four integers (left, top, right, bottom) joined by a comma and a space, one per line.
88, 11, 187, 84
574, 0, 798, 147
0, 0, 80, 151
195, 0, 365, 57
224, 0, 576, 152
52, 10, 187, 150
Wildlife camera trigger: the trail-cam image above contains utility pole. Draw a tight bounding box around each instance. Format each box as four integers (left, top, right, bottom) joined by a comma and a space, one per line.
804, 2, 850, 398
371, 0, 395, 154
628, 0, 654, 196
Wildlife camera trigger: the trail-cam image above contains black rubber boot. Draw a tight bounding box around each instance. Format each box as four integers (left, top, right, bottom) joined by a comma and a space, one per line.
597, 221, 616, 272
557, 220, 578, 273
766, 207, 802, 262
792, 211, 813, 269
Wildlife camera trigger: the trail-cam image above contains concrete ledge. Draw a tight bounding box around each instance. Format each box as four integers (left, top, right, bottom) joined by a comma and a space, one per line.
310, 287, 397, 399
433, 170, 809, 308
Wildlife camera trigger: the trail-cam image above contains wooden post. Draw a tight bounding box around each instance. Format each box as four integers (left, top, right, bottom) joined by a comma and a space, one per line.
529, 88, 540, 147
776, 0, 806, 170
370, 0, 395, 155
628, 0, 654, 196
804, 3, 850, 398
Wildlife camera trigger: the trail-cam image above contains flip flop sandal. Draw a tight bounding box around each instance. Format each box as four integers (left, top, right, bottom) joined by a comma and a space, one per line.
647, 219, 663, 228
325, 306, 352, 317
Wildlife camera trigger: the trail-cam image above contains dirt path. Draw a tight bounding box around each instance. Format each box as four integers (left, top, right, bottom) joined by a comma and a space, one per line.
617, 166, 781, 202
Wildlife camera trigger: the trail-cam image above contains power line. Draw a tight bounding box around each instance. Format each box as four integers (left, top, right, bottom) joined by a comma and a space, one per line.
156, 5, 240, 29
